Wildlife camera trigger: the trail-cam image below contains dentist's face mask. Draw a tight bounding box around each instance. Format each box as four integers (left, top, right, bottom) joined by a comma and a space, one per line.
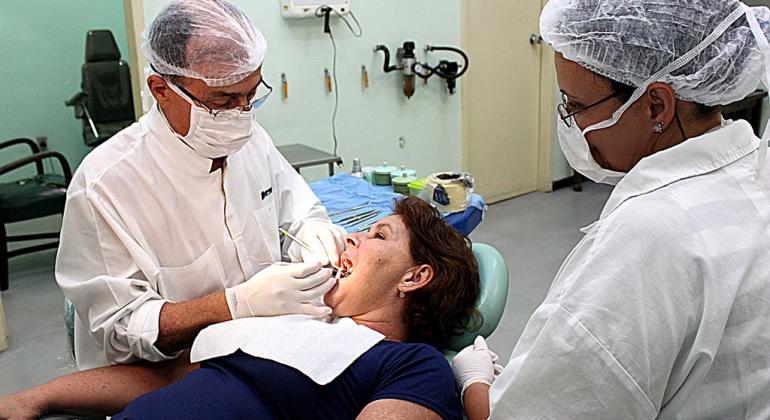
165, 79, 272, 159
556, 4, 769, 185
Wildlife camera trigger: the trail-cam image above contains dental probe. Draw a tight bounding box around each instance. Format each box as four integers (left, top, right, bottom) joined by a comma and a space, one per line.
278, 228, 340, 274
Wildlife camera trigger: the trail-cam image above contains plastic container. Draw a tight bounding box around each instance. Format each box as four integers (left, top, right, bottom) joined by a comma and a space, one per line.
390, 165, 417, 179
407, 177, 428, 196
362, 166, 374, 183
372, 162, 398, 186
392, 175, 418, 194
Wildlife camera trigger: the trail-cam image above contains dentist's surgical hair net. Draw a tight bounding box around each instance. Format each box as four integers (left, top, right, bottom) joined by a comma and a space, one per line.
540, 0, 770, 106
142, 0, 267, 87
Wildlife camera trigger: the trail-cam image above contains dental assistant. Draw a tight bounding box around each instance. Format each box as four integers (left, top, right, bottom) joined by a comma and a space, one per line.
55, 0, 347, 370
453, 0, 770, 418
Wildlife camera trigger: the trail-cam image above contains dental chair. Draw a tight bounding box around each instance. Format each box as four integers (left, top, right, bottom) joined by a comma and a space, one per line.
444, 242, 509, 357
55, 242, 508, 418
65, 30, 135, 147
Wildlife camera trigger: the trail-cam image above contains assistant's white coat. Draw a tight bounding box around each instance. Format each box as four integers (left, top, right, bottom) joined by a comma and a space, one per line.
490, 121, 770, 419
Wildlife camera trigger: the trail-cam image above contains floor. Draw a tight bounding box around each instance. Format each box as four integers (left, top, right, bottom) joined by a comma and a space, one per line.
0, 182, 612, 396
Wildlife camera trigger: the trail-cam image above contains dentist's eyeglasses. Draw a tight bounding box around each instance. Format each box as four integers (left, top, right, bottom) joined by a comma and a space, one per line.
172, 79, 273, 122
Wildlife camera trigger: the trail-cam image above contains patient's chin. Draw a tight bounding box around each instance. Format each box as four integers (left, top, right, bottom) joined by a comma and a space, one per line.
323, 273, 356, 315
323, 281, 340, 308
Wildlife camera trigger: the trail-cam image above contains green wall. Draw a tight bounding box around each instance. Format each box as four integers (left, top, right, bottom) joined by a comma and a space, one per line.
142, 0, 463, 181
0, 1, 128, 175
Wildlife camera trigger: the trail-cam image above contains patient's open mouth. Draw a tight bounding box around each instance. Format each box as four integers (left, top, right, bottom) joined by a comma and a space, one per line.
339, 255, 354, 278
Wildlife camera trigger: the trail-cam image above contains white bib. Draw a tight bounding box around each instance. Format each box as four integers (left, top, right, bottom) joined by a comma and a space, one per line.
191, 315, 385, 385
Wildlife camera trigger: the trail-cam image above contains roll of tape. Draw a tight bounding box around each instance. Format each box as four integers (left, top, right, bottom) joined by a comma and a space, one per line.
427, 172, 474, 213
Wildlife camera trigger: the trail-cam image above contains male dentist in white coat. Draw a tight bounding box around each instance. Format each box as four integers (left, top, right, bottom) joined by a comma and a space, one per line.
56, 0, 346, 370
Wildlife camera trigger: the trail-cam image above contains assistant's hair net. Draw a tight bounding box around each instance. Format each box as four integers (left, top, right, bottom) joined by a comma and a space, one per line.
540, 0, 770, 106
142, 0, 267, 87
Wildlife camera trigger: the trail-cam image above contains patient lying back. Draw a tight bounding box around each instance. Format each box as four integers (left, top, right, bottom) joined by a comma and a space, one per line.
0, 197, 481, 419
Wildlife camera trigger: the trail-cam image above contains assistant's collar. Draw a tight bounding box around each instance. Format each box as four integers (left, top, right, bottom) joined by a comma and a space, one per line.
142, 105, 221, 177
599, 119, 761, 221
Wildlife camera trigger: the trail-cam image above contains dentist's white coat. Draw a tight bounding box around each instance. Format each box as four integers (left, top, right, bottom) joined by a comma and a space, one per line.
56, 106, 329, 369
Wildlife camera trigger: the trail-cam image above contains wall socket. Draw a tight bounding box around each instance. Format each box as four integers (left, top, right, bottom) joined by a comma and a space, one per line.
35, 136, 48, 150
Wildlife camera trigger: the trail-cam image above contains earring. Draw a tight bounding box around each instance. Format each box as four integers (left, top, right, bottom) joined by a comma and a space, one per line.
653, 122, 664, 133
399, 290, 405, 298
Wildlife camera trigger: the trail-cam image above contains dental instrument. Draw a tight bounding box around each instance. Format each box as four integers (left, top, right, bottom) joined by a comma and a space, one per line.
328, 204, 368, 217
341, 211, 380, 227
278, 228, 340, 274
335, 209, 377, 224
339, 210, 380, 226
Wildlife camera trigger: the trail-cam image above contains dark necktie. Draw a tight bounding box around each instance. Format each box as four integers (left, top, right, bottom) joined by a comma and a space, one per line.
210, 157, 227, 173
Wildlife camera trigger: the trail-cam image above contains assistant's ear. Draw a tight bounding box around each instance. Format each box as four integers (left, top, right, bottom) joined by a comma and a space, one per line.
399, 264, 434, 293
147, 75, 173, 106
645, 82, 678, 132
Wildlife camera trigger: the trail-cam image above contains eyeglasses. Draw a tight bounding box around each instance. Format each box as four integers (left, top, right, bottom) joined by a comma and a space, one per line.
557, 92, 622, 128
172, 78, 273, 121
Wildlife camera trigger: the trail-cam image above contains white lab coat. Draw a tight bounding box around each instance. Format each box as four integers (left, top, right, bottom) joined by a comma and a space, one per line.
55, 106, 331, 370
490, 120, 770, 419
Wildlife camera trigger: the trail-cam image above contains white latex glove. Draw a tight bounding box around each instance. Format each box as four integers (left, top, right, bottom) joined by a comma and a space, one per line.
288, 222, 347, 266
226, 261, 336, 319
452, 336, 504, 397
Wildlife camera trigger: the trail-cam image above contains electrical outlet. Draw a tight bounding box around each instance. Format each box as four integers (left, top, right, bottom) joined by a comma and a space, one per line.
35, 136, 48, 151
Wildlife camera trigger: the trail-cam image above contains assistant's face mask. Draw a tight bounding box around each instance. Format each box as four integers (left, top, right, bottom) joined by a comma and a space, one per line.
166, 82, 255, 159
557, 3, 770, 185
557, 117, 627, 185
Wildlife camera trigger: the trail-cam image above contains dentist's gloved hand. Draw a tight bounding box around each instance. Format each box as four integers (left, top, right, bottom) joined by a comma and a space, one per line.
452, 336, 504, 397
226, 260, 336, 319
288, 222, 347, 266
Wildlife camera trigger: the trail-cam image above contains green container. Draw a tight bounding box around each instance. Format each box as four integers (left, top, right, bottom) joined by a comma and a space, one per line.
392, 175, 418, 194
373, 162, 398, 186
390, 165, 417, 179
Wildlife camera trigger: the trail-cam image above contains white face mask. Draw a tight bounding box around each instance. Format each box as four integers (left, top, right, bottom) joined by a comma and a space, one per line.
557, 117, 626, 185
166, 82, 255, 159
558, 4, 770, 184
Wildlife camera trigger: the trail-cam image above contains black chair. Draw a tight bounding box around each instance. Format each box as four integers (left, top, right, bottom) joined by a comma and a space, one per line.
66, 30, 135, 147
0, 138, 71, 291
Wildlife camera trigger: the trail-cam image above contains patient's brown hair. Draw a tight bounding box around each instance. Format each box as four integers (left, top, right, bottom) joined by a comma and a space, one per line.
393, 196, 482, 349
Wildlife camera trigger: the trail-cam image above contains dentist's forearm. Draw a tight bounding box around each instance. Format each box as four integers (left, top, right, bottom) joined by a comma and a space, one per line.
155, 290, 232, 354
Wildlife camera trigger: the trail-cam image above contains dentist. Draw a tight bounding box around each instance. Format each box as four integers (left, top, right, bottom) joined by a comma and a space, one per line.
56, 0, 346, 370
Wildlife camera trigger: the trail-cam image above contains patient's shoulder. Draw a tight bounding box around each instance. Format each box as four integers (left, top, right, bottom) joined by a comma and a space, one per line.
369, 341, 445, 364
361, 341, 461, 419
363, 341, 452, 385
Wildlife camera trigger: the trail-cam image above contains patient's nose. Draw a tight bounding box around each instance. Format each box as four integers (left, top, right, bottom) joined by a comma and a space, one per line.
346, 234, 360, 247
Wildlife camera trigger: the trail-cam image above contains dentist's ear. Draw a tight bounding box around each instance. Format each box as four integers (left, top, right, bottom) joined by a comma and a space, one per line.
399, 264, 434, 293
147, 75, 174, 105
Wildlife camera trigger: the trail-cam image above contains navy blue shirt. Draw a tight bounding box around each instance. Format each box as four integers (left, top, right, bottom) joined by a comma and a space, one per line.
116, 340, 461, 419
